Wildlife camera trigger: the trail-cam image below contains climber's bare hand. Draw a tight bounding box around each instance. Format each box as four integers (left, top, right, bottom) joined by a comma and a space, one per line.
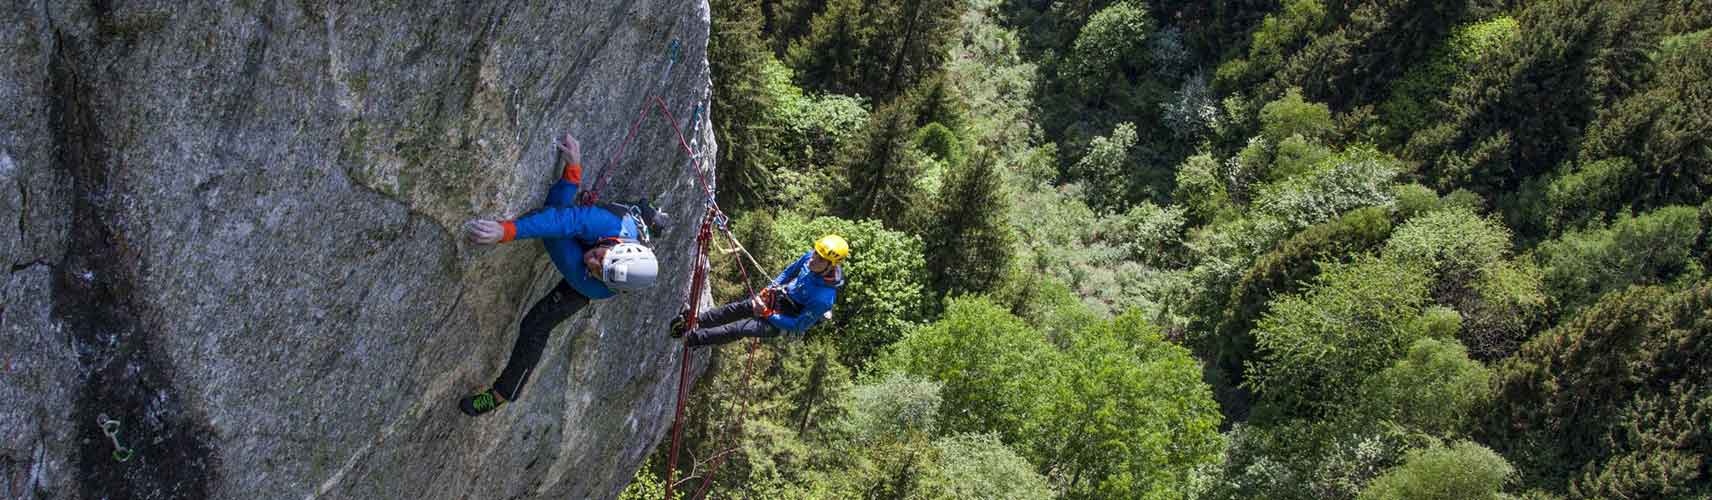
557, 133, 582, 165
465, 219, 504, 245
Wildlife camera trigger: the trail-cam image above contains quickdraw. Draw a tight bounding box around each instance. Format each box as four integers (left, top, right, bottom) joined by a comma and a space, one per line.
96, 413, 133, 462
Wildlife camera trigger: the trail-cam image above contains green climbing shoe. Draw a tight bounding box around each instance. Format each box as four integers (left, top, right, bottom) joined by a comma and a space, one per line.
459, 389, 503, 417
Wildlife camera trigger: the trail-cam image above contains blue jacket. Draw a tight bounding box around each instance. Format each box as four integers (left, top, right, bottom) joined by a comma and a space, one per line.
499, 164, 639, 300
765, 251, 844, 333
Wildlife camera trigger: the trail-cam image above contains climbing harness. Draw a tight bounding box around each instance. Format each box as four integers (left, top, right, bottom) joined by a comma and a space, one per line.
96, 413, 133, 462
593, 200, 660, 244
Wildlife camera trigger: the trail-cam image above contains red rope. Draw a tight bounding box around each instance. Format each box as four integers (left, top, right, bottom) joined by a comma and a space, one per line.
655, 93, 772, 500
688, 235, 764, 500
580, 96, 654, 206
664, 213, 715, 500
652, 96, 716, 200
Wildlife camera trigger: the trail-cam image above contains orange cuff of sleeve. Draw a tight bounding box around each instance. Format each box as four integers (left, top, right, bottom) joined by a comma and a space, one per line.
499, 221, 517, 243
562, 163, 582, 183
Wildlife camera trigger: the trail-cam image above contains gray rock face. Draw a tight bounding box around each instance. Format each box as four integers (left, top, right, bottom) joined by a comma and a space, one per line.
1, 1, 716, 498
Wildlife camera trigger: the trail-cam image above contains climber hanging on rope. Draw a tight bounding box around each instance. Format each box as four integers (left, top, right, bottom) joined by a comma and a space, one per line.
457, 132, 663, 417
670, 235, 848, 346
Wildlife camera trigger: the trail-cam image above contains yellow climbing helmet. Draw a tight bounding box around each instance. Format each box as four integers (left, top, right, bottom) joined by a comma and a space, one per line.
814, 234, 850, 265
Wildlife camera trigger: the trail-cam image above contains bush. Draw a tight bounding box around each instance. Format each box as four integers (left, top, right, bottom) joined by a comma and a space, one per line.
1247, 257, 1434, 419
1357, 441, 1514, 500
1532, 206, 1704, 313
918, 434, 1054, 500
1353, 338, 1492, 437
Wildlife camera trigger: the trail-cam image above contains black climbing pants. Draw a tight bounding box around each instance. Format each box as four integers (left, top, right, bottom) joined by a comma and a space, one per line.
685, 296, 784, 347
492, 280, 590, 401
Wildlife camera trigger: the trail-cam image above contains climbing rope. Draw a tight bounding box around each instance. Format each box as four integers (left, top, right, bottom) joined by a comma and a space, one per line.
582, 38, 767, 497
688, 233, 766, 500
578, 40, 686, 207
665, 212, 715, 500
649, 88, 774, 500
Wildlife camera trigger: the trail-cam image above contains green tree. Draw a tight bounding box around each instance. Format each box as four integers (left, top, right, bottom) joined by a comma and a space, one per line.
786, 0, 873, 96
924, 152, 1015, 299
759, 0, 826, 55
1060, 1, 1152, 101
1070, 122, 1138, 211
1378, 16, 1520, 147
1214, 0, 1327, 93
1406, 0, 1662, 202
787, 0, 966, 101
1381, 206, 1548, 360
848, 373, 942, 441
1247, 257, 1435, 420
1174, 152, 1233, 222
876, 297, 1058, 447
877, 0, 970, 101
912, 122, 964, 167
918, 433, 1054, 500
1358, 441, 1514, 500
1572, 28, 1712, 215
1211, 206, 1395, 419
1531, 206, 1704, 313
1253, 146, 1401, 228
1482, 282, 1712, 497
710, 0, 788, 213
1352, 338, 1492, 438
905, 73, 968, 133
770, 74, 870, 213
1038, 311, 1225, 499
1259, 87, 1334, 145
836, 101, 930, 230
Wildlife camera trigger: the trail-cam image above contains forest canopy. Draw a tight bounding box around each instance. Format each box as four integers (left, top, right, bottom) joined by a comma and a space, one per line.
630, 0, 1712, 498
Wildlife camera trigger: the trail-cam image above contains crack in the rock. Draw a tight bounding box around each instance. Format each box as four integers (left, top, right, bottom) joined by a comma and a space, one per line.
48, 11, 221, 498
9, 260, 52, 273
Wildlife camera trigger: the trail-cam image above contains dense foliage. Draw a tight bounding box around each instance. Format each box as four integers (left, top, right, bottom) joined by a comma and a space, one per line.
631, 0, 1712, 497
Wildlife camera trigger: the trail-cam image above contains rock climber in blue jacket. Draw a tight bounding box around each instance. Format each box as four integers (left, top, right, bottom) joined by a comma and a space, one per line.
458, 132, 661, 417
671, 235, 847, 346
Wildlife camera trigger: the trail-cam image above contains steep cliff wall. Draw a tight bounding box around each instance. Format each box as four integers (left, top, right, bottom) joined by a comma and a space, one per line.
0, 1, 714, 498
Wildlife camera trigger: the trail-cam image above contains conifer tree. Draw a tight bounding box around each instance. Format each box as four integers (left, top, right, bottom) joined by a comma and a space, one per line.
710, 0, 783, 212
925, 151, 1014, 299
836, 101, 926, 230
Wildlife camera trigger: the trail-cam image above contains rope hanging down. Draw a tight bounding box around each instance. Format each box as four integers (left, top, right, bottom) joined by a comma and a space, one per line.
577, 40, 684, 207
649, 92, 769, 500
587, 38, 766, 499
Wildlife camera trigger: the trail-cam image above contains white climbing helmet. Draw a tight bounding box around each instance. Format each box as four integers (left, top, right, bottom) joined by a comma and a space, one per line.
601, 241, 659, 292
